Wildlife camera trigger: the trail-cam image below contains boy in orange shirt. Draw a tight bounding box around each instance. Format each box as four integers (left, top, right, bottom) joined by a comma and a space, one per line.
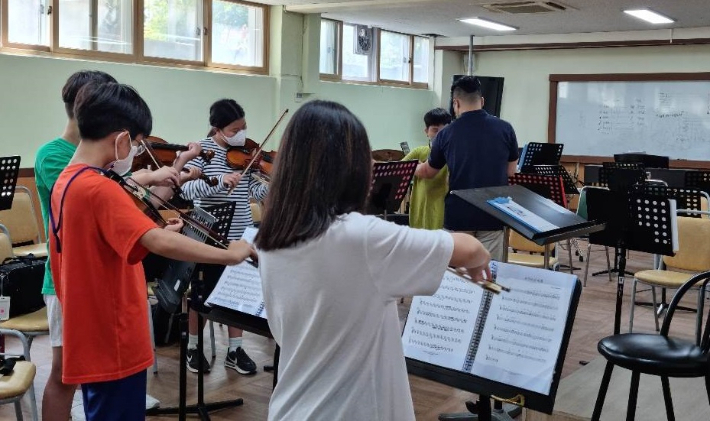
48, 81, 253, 420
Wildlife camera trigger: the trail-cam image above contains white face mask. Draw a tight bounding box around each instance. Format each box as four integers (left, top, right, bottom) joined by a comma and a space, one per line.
222, 129, 247, 147
110, 132, 138, 176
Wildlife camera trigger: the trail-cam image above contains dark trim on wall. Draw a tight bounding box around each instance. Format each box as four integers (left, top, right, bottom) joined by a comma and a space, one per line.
435, 38, 710, 52
19, 168, 34, 178
561, 156, 710, 170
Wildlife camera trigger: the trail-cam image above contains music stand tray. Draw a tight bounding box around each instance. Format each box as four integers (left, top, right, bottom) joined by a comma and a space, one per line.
453, 185, 603, 246
366, 160, 417, 218
0, 156, 21, 211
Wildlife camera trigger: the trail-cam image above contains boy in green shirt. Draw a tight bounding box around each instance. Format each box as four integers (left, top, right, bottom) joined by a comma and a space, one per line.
402, 108, 451, 229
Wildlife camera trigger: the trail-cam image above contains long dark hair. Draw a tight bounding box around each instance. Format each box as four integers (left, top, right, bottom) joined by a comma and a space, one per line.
255, 100, 372, 251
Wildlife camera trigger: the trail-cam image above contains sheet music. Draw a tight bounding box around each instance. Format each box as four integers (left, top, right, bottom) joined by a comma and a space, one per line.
488, 197, 560, 233
470, 264, 574, 395
205, 261, 267, 319
401, 272, 483, 371
241, 226, 258, 244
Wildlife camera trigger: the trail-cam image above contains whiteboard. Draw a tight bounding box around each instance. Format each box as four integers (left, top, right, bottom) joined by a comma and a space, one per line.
555, 80, 710, 160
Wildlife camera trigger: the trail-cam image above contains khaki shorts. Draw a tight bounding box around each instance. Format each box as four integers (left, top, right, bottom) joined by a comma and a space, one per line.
43, 294, 63, 347
456, 230, 505, 262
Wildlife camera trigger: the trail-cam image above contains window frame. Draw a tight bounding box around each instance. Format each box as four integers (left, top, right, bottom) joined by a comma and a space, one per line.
2, 0, 53, 52
318, 17, 341, 81
320, 19, 428, 89
0, 0, 269, 75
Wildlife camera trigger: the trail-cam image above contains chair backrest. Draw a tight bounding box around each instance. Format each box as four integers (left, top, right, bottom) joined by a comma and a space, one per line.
250, 202, 262, 223
0, 186, 40, 245
660, 271, 710, 352
509, 230, 545, 253
663, 216, 710, 272
0, 231, 14, 262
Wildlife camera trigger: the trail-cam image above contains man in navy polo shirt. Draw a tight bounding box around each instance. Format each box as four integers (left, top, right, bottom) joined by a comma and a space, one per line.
415, 76, 518, 260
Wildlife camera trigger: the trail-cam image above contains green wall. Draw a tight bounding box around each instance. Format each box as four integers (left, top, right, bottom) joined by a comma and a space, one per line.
0, 8, 436, 166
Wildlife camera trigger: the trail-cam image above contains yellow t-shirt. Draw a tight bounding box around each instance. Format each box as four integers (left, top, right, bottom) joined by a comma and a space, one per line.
403, 145, 448, 230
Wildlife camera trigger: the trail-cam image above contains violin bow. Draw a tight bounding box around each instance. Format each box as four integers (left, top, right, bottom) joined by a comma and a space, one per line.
227, 109, 289, 194
445, 267, 510, 295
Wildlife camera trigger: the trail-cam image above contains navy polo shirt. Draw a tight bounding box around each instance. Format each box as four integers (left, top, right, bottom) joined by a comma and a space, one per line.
429, 109, 519, 231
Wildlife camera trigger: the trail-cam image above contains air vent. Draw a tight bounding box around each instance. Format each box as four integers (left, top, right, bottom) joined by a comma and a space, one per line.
483, 1, 572, 14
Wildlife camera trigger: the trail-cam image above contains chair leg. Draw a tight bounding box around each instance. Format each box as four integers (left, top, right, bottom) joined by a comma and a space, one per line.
583, 243, 592, 287
651, 286, 660, 332
605, 246, 613, 282
147, 299, 158, 374
14, 400, 23, 421
661, 376, 675, 421
567, 239, 573, 274
705, 375, 710, 406
591, 361, 615, 421
25, 336, 34, 362
627, 371, 640, 421
209, 321, 216, 359
629, 279, 638, 333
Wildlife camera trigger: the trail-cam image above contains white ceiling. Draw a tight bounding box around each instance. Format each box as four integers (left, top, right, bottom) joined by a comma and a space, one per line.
259, 0, 710, 38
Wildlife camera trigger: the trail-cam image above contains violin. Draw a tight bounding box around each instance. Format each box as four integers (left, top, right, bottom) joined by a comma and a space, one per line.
106, 169, 233, 248
255, 150, 276, 183
225, 138, 261, 171
137, 136, 219, 187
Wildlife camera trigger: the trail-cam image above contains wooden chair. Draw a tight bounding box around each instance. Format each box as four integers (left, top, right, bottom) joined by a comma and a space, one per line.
0, 328, 39, 421
592, 270, 710, 421
629, 215, 710, 333
507, 230, 559, 270
0, 187, 47, 258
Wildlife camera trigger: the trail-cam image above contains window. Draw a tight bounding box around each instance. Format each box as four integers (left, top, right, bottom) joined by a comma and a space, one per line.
58, 0, 133, 54
342, 23, 375, 82
319, 19, 339, 76
0, 0, 268, 74
143, 0, 203, 62
5, 0, 51, 48
412, 36, 429, 85
210, 0, 265, 69
379, 30, 410, 83
320, 20, 429, 88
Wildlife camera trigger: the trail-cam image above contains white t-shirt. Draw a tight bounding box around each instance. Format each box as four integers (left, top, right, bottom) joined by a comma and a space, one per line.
259, 212, 454, 421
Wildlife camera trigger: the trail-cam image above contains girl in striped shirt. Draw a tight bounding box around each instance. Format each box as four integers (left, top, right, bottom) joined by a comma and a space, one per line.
181, 99, 267, 375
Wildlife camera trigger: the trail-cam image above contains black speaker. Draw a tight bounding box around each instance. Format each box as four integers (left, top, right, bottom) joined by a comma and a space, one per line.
450, 75, 505, 118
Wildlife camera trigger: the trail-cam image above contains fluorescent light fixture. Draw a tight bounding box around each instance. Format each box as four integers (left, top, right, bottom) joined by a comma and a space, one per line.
624, 9, 674, 24
459, 17, 517, 32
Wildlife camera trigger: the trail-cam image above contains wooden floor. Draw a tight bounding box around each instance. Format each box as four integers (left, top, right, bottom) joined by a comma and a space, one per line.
1, 241, 701, 420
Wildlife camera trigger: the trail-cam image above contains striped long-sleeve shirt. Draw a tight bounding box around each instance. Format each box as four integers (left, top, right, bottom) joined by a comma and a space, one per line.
181, 137, 268, 241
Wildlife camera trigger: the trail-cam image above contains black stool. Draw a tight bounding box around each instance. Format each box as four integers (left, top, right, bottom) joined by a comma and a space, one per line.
591, 271, 710, 421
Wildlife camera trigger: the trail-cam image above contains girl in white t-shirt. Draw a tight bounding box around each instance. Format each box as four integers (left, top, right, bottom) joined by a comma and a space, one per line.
255, 100, 491, 421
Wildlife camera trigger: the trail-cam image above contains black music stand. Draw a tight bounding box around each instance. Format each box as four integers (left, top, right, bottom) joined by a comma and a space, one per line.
531, 165, 579, 195
366, 160, 417, 221
0, 156, 21, 211
508, 173, 575, 272
517, 142, 563, 173
591, 164, 647, 278
147, 202, 240, 421
585, 188, 677, 335
435, 186, 599, 421
684, 170, 710, 196
614, 152, 670, 169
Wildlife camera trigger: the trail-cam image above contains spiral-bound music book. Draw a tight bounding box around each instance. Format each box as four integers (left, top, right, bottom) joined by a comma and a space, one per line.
402, 261, 578, 398
204, 227, 266, 319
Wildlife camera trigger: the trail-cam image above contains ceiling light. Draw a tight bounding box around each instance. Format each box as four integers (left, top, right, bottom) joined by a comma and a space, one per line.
623, 9, 674, 24
459, 17, 517, 32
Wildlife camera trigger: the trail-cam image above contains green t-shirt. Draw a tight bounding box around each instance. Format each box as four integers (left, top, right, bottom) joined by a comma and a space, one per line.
403, 145, 448, 230
35, 138, 77, 295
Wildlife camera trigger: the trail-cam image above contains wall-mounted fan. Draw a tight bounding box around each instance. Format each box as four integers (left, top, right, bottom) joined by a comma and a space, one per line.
355, 25, 373, 55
